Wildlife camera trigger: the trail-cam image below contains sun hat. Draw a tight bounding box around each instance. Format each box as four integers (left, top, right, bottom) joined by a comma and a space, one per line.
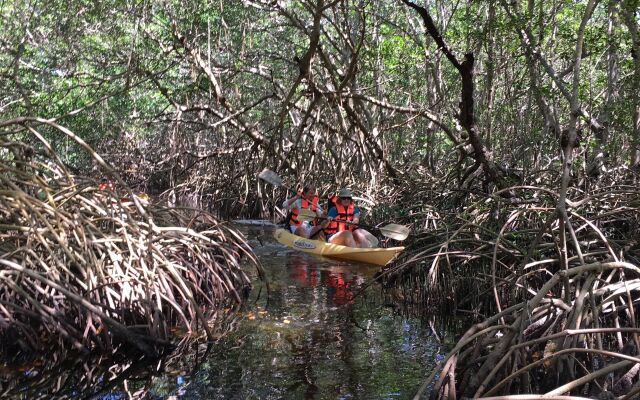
338, 188, 353, 198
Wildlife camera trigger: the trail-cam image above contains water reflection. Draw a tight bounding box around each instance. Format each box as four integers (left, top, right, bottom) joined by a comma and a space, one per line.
171, 222, 446, 399
0, 347, 160, 399
1, 222, 452, 399
285, 253, 371, 306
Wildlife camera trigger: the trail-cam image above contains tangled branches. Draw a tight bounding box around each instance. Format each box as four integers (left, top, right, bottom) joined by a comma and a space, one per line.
377, 169, 640, 396
420, 261, 640, 397
0, 122, 257, 357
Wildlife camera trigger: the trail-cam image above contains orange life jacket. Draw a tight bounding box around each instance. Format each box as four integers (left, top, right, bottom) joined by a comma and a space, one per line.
324, 202, 354, 235
289, 194, 318, 227
327, 194, 338, 212
98, 180, 114, 190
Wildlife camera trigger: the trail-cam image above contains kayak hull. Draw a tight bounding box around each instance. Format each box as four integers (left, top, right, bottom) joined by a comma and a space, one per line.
274, 228, 404, 266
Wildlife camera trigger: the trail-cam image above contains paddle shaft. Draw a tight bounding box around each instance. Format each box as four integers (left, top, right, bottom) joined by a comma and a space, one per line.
314, 216, 373, 231
259, 169, 409, 240
297, 209, 409, 240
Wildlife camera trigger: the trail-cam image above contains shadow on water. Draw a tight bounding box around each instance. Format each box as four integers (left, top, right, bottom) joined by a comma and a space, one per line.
1, 221, 458, 399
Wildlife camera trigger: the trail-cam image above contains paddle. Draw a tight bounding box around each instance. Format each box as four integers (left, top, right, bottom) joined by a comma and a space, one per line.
258, 168, 290, 190
259, 168, 410, 241
297, 208, 410, 241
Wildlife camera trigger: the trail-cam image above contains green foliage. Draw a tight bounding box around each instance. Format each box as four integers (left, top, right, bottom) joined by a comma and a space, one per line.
0, 0, 638, 197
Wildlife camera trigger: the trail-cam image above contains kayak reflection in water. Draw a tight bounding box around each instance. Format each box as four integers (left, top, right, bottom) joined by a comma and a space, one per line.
289, 254, 319, 288
287, 255, 364, 306
324, 272, 364, 306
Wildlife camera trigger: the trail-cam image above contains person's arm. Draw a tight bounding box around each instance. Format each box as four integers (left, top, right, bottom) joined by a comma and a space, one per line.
352, 207, 361, 224
323, 207, 337, 225
282, 193, 301, 209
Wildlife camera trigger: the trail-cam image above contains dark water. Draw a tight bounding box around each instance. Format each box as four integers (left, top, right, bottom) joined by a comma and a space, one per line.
2, 222, 455, 399
153, 222, 451, 399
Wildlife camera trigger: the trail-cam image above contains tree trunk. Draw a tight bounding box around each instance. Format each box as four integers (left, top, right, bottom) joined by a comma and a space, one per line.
484, 2, 497, 149
402, 0, 510, 191
588, 1, 619, 177
621, 0, 640, 169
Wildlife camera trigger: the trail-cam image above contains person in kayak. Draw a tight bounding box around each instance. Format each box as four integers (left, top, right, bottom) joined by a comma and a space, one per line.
324, 188, 376, 248
282, 185, 324, 238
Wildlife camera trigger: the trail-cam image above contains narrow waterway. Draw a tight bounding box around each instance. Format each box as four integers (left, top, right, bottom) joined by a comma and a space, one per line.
2, 221, 457, 399
151, 221, 452, 399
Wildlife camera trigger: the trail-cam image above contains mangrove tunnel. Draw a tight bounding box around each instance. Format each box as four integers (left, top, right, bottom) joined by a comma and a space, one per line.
1, 0, 640, 398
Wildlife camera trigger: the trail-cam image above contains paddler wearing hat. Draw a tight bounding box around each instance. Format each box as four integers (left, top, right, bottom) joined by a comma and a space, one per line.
323, 188, 376, 248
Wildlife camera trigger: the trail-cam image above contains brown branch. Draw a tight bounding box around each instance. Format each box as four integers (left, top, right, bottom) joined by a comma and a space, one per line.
402, 0, 509, 191
171, 21, 225, 106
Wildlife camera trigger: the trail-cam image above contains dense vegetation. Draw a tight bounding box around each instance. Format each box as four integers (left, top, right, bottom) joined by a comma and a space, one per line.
2, 0, 640, 397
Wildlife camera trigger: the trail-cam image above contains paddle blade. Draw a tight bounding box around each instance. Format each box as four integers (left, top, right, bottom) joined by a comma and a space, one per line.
258, 168, 283, 187
378, 224, 410, 241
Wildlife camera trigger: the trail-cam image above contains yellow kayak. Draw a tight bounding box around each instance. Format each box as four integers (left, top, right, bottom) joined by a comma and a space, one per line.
274, 228, 404, 266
